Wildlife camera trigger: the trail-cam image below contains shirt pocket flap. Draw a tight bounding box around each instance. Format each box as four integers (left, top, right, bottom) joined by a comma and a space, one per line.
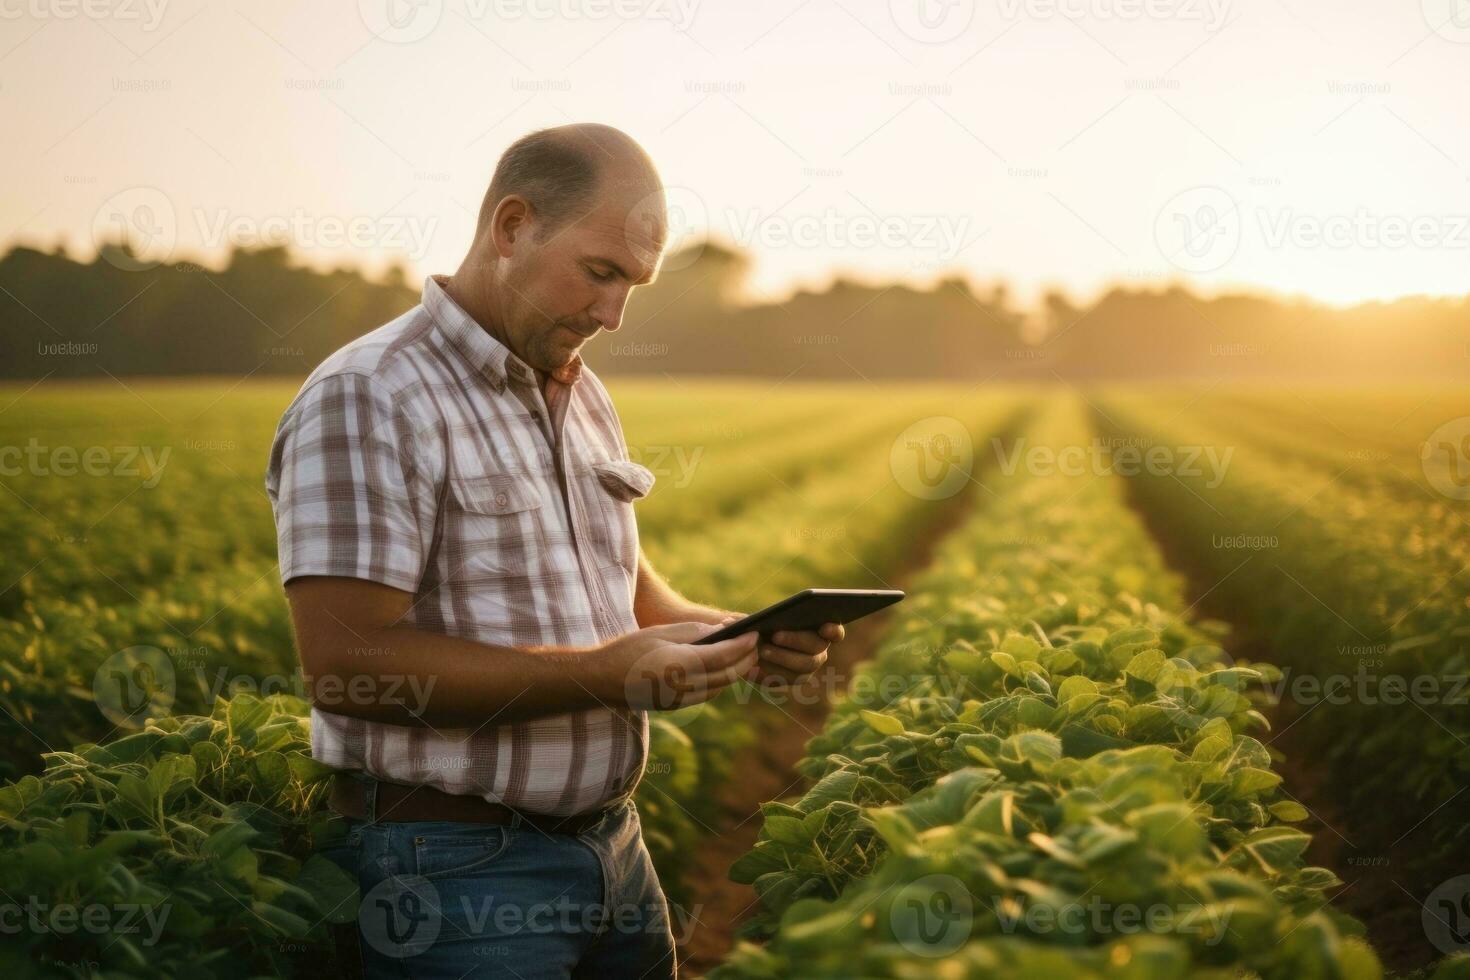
450, 473, 542, 515
592, 459, 655, 502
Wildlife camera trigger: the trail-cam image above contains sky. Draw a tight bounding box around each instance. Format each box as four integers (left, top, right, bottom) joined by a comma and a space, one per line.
1, 0, 1468, 308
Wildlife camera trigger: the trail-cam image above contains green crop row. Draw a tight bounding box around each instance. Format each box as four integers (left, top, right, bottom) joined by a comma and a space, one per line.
1111, 386, 1470, 502
1199, 386, 1470, 478
1096, 395, 1470, 884
633, 393, 1027, 893
0, 693, 354, 977
710, 400, 1430, 980
633, 389, 958, 540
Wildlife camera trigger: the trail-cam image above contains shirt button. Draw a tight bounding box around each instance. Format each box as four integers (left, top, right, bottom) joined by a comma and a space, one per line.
494, 491, 509, 508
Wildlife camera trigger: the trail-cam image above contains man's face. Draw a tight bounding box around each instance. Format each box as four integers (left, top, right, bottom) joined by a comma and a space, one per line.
500, 187, 667, 374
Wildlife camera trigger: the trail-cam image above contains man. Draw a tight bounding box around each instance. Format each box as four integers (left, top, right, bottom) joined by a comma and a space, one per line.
265, 123, 841, 979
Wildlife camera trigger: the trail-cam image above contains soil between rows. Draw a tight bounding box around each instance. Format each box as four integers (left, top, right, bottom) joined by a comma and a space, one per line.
1103, 450, 1443, 976
670, 450, 998, 976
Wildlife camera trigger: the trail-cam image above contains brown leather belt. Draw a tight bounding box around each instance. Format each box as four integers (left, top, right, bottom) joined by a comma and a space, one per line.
328, 773, 620, 836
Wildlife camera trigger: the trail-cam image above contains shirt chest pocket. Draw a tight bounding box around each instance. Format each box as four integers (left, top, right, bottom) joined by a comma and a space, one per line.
579, 459, 653, 574
446, 472, 546, 576
592, 459, 655, 502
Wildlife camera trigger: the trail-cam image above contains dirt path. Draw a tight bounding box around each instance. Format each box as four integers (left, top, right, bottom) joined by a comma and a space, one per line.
672, 467, 991, 977
1103, 453, 1441, 975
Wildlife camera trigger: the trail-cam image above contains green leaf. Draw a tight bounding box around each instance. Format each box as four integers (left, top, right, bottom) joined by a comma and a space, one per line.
866, 808, 917, 849
1056, 675, 1098, 704
763, 815, 809, 846
1012, 731, 1062, 765
1268, 800, 1310, 823
1077, 825, 1138, 864
293, 855, 359, 924
1059, 724, 1133, 758
943, 649, 988, 676
251, 901, 310, 937
1242, 827, 1312, 874
1191, 735, 1232, 762
190, 740, 225, 773
147, 754, 197, 800
729, 842, 789, 884
1016, 697, 1055, 729
203, 820, 259, 858
990, 651, 1021, 677
252, 751, 291, 794
287, 752, 336, 785
1126, 803, 1205, 859
859, 710, 904, 737
218, 845, 260, 885
1230, 767, 1283, 799
798, 770, 862, 814
1000, 635, 1042, 660
961, 790, 1015, 835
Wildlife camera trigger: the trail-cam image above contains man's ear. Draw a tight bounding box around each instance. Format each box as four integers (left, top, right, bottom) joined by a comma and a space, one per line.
489, 195, 533, 258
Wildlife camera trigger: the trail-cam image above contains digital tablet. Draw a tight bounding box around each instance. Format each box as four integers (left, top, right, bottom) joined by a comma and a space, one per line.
692, 589, 905, 645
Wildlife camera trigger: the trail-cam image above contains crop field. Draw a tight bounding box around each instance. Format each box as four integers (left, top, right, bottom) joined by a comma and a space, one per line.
1, 380, 1468, 978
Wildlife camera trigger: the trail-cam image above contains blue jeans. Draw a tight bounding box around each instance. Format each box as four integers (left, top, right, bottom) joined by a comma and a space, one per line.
320, 798, 677, 979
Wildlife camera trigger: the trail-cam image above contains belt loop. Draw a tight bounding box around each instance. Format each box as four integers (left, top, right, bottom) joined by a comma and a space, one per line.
357, 772, 379, 823
508, 808, 524, 830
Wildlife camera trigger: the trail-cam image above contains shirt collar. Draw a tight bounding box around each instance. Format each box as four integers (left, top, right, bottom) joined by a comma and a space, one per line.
423, 275, 583, 390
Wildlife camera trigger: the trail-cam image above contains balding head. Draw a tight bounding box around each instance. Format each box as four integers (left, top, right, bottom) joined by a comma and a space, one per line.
478, 123, 662, 240
448, 124, 668, 379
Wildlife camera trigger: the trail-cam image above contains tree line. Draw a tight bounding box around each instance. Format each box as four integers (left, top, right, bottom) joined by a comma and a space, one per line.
2, 239, 1465, 381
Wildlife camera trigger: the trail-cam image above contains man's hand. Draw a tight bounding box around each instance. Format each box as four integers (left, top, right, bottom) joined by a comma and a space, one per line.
605, 622, 760, 711
747, 623, 844, 687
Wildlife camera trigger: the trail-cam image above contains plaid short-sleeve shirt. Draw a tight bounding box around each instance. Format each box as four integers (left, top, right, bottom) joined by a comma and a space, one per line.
265, 275, 655, 816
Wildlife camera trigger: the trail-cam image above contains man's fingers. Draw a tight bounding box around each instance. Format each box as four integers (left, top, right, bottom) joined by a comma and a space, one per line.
769, 630, 832, 655
706, 647, 761, 691
758, 644, 828, 673
688, 631, 759, 670
651, 621, 721, 644
750, 663, 807, 687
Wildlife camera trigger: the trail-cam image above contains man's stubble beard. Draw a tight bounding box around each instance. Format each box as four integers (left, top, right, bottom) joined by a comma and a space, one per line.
523, 329, 562, 373
521, 319, 584, 374
503, 269, 579, 373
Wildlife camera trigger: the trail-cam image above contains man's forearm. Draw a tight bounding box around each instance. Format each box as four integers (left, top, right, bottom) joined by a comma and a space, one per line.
285, 579, 625, 729
633, 550, 732, 627
305, 627, 620, 729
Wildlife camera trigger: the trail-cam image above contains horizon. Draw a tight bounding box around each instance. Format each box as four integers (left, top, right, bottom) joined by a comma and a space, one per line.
14, 232, 1470, 317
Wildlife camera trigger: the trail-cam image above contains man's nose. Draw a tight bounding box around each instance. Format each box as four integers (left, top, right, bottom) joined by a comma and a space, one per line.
590, 292, 629, 332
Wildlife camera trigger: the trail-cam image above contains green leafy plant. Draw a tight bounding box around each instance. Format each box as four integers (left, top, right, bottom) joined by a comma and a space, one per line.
714, 402, 1390, 980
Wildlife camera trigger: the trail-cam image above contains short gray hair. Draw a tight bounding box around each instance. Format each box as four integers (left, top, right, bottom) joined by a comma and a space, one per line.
481, 128, 601, 237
